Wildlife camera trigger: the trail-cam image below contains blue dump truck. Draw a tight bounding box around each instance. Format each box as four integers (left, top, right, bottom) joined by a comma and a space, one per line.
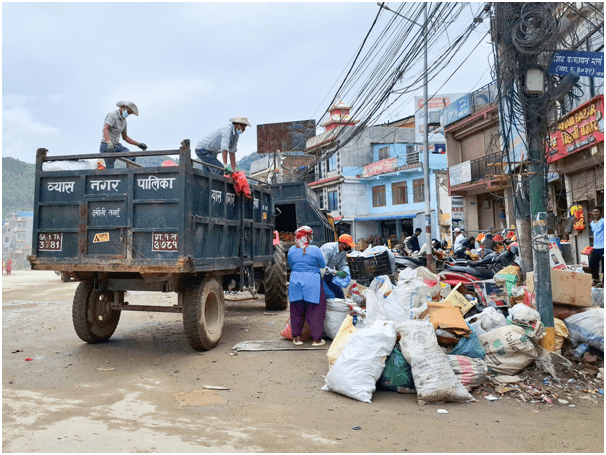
28, 140, 287, 351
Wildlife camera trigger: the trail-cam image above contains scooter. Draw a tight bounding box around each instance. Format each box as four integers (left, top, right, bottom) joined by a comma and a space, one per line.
443, 250, 516, 280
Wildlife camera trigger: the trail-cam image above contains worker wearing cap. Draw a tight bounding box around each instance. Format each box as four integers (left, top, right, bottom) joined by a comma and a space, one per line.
195, 116, 251, 175
320, 234, 356, 299
100, 101, 148, 169
453, 227, 466, 251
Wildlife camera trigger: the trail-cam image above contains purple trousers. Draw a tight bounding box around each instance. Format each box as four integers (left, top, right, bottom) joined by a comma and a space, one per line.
290, 278, 327, 342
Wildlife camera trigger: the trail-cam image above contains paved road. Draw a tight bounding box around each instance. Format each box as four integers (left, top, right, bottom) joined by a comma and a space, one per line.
2, 270, 604, 452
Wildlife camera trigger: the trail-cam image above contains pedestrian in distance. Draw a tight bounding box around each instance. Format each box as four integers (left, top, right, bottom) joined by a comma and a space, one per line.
287, 226, 327, 347
409, 228, 422, 253
195, 116, 251, 175
320, 234, 356, 299
6, 258, 12, 275
453, 227, 466, 250
100, 101, 147, 169
590, 206, 604, 287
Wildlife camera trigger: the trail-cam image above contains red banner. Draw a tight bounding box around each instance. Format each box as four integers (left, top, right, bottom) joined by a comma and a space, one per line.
363, 158, 396, 177
547, 95, 604, 163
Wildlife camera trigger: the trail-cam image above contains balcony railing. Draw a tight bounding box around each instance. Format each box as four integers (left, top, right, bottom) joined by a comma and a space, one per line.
450, 152, 506, 187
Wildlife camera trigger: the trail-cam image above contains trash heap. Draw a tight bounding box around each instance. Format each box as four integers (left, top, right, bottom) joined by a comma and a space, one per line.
319, 267, 604, 405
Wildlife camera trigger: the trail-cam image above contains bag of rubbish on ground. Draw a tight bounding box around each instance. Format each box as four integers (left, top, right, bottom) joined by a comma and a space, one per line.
447, 355, 488, 391
564, 308, 604, 352
327, 315, 359, 369
381, 275, 430, 323
465, 307, 507, 335
324, 298, 353, 339
377, 343, 416, 394
479, 325, 538, 375
396, 319, 474, 405
592, 287, 604, 308
554, 318, 569, 354
507, 304, 545, 343
411, 266, 442, 299
322, 321, 397, 403
447, 324, 485, 359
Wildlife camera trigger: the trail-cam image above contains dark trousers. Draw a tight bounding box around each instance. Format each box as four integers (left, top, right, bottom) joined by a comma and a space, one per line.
195, 149, 223, 174
290, 280, 327, 342
589, 248, 604, 282
99, 142, 134, 169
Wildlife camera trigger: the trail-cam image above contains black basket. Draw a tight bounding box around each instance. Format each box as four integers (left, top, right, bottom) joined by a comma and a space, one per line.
346, 251, 392, 282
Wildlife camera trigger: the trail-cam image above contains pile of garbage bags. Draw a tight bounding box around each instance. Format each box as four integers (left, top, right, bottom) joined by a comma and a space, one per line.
320, 268, 604, 404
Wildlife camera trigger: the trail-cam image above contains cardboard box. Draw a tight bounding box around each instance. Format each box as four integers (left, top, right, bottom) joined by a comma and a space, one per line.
526, 269, 592, 307
419, 302, 471, 337
443, 284, 475, 316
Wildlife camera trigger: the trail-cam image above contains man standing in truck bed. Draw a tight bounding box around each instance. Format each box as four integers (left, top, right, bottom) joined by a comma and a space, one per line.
194, 116, 251, 174
100, 101, 148, 169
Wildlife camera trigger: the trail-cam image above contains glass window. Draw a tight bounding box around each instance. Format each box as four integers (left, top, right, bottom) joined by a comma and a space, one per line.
17, 222, 26, 230
328, 190, 338, 211
4, 236, 9, 245
17, 232, 27, 240
328, 154, 337, 172
378, 146, 390, 160
407, 145, 419, 163
392, 182, 408, 205
373, 185, 386, 207
413, 179, 424, 203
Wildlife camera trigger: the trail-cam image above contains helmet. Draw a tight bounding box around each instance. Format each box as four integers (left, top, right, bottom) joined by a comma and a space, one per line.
432, 239, 441, 249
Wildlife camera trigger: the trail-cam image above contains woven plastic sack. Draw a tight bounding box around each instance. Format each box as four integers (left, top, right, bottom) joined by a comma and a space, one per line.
232, 171, 252, 199
280, 318, 312, 341
322, 321, 397, 403
479, 325, 538, 375
377, 344, 415, 393
396, 319, 474, 405
327, 315, 358, 369
447, 355, 488, 391
324, 298, 352, 339
564, 308, 604, 351
554, 318, 568, 354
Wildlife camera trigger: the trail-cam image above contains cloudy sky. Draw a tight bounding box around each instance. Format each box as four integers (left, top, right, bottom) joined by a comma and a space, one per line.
2, 2, 494, 164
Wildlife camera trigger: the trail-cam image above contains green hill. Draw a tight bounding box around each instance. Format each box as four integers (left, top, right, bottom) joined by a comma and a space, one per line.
2, 157, 35, 219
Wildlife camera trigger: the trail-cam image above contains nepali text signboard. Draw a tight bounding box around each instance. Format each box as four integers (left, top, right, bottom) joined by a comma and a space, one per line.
550, 51, 604, 78
442, 94, 471, 127
257, 119, 316, 154
547, 94, 604, 163
363, 158, 396, 177
449, 161, 472, 186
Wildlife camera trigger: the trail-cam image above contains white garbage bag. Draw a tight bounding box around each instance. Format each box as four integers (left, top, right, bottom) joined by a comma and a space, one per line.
396, 319, 474, 405
564, 308, 604, 351
324, 298, 352, 339
322, 320, 397, 403
479, 325, 538, 375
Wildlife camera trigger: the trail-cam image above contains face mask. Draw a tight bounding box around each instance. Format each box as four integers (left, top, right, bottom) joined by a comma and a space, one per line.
236, 128, 242, 136
122, 109, 129, 118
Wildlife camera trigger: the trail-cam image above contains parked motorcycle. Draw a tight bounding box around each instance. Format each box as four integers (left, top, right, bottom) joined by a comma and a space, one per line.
442, 249, 516, 280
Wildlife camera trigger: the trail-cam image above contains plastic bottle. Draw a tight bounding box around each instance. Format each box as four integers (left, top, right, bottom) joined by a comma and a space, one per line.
572, 343, 588, 358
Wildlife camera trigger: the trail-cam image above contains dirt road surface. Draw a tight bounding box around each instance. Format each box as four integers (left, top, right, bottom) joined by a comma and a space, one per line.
3, 270, 604, 452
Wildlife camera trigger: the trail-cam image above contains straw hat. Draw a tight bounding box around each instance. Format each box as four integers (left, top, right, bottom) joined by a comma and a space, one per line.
116, 101, 139, 116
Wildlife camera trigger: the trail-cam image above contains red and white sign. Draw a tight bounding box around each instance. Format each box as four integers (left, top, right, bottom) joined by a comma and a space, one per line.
547, 94, 604, 163
363, 158, 396, 177
549, 242, 569, 271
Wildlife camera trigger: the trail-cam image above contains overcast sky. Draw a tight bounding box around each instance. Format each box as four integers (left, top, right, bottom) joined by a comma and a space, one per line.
2, 2, 494, 164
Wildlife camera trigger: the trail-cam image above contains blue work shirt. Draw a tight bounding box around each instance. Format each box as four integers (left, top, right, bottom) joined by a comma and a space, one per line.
195, 123, 239, 156
591, 217, 604, 249
288, 245, 326, 304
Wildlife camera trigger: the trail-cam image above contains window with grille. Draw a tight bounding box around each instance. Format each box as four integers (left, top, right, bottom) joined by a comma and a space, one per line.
413, 179, 424, 203
407, 145, 419, 163
392, 182, 408, 205
17, 222, 26, 230
373, 185, 386, 207
17, 232, 27, 240
378, 146, 390, 160
328, 190, 338, 211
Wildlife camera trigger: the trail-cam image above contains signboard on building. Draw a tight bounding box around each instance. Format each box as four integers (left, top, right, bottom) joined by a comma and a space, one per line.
547, 94, 604, 163
451, 196, 465, 233
449, 161, 472, 186
550, 51, 604, 78
442, 95, 471, 127
257, 119, 316, 154
363, 158, 396, 177
415, 93, 466, 146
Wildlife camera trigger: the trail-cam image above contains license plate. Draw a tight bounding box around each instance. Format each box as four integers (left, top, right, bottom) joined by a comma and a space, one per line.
152, 233, 178, 252
38, 233, 63, 251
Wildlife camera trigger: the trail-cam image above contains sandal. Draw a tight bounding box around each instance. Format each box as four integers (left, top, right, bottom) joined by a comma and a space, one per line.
311, 339, 326, 347
293, 339, 303, 346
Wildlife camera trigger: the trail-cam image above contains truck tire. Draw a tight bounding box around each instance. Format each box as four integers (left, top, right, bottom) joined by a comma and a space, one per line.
264, 242, 288, 311
183, 276, 225, 351
72, 281, 121, 343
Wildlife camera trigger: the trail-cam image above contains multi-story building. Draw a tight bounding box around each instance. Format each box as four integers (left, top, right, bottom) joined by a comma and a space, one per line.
2, 211, 34, 269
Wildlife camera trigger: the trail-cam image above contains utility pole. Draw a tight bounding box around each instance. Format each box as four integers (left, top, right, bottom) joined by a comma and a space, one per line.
377, 2, 433, 269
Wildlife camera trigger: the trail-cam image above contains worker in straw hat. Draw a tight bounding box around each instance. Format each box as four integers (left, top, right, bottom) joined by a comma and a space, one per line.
100, 101, 148, 169
194, 116, 252, 175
